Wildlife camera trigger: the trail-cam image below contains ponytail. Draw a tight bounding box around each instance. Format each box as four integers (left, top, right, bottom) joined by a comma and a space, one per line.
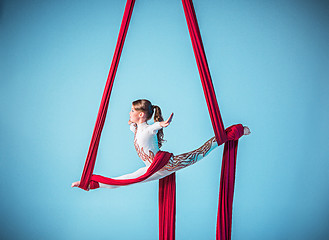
153, 105, 165, 149
132, 99, 166, 149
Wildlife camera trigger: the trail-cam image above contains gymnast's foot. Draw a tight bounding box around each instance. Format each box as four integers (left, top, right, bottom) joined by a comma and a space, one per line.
243, 126, 251, 135
71, 180, 80, 188
71, 180, 90, 191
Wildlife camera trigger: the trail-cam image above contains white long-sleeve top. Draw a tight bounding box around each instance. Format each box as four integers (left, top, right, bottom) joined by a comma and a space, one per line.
129, 121, 163, 167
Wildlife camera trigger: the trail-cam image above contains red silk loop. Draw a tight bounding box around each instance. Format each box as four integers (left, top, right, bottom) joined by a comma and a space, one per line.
89, 151, 173, 186
226, 124, 244, 141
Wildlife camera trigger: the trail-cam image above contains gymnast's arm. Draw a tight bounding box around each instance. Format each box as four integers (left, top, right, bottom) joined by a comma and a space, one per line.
160, 113, 174, 128
148, 113, 174, 135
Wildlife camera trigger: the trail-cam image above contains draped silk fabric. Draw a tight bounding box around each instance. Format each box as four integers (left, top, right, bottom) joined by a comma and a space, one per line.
159, 173, 176, 240
78, 1, 245, 240
181, 0, 227, 146
89, 151, 173, 187
78, 0, 136, 191
218, 124, 244, 240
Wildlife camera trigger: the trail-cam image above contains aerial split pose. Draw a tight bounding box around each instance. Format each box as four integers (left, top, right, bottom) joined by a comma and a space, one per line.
72, 1, 251, 238
71, 99, 251, 190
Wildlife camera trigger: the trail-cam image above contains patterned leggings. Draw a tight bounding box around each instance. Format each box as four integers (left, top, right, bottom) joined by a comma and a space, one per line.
100, 136, 218, 189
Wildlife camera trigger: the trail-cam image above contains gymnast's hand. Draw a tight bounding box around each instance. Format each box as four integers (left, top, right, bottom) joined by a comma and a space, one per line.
243, 126, 251, 135
160, 113, 174, 128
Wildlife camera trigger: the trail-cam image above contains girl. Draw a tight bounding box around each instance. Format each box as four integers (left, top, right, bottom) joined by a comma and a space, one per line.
72, 99, 251, 189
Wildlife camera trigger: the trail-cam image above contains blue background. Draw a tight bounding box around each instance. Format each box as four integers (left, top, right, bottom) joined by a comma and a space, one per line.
1, 0, 328, 239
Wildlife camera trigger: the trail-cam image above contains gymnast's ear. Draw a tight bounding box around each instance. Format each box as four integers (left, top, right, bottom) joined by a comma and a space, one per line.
139, 111, 145, 118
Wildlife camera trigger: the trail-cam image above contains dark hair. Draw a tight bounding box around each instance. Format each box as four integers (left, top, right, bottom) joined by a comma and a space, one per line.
132, 99, 165, 148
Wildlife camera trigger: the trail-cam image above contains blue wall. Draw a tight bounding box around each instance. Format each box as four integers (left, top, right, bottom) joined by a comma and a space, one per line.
1, 0, 328, 239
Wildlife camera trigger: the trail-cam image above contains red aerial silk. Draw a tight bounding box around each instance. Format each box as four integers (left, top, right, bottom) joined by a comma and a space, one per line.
78, 0, 136, 191
78, 1, 245, 240
182, 0, 227, 146
159, 173, 176, 240
181, 1, 242, 239
218, 124, 244, 240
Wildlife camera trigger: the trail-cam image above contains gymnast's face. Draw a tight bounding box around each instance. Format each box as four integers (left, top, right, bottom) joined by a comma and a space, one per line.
129, 105, 145, 123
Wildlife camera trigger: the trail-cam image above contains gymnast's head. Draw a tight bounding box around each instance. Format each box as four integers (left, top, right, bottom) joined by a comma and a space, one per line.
130, 99, 165, 148
130, 99, 163, 123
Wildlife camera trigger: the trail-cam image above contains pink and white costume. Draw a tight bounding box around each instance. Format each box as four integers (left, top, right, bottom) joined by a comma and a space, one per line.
99, 122, 218, 189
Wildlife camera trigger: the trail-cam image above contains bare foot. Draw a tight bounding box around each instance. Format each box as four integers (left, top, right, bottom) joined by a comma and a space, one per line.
71, 180, 90, 191
243, 126, 251, 135
71, 180, 80, 188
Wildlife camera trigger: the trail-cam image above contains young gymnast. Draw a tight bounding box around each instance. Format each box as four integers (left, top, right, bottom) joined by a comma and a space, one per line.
72, 99, 251, 189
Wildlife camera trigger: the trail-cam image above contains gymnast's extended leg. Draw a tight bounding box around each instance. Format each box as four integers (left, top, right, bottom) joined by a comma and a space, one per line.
72, 137, 219, 189
159, 136, 218, 176
137, 136, 220, 182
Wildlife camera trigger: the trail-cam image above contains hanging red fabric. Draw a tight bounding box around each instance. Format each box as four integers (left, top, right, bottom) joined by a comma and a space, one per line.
159, 173, 176, 240
217, 124, 244, 240
79, 0, 136, 190
182, 0, 227, 146
181, 1, 241, 239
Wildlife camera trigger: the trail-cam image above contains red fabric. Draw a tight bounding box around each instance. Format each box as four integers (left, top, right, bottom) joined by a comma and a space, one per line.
79, 0, 136, 190
217, 124, 244, 240
159, 173, 176, 240
89, 151, 173, 186
182, 1, 244, 239
181, 0, 227, 145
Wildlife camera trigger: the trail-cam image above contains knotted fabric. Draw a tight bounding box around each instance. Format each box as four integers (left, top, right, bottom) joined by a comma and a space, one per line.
218, 124, 244, 240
